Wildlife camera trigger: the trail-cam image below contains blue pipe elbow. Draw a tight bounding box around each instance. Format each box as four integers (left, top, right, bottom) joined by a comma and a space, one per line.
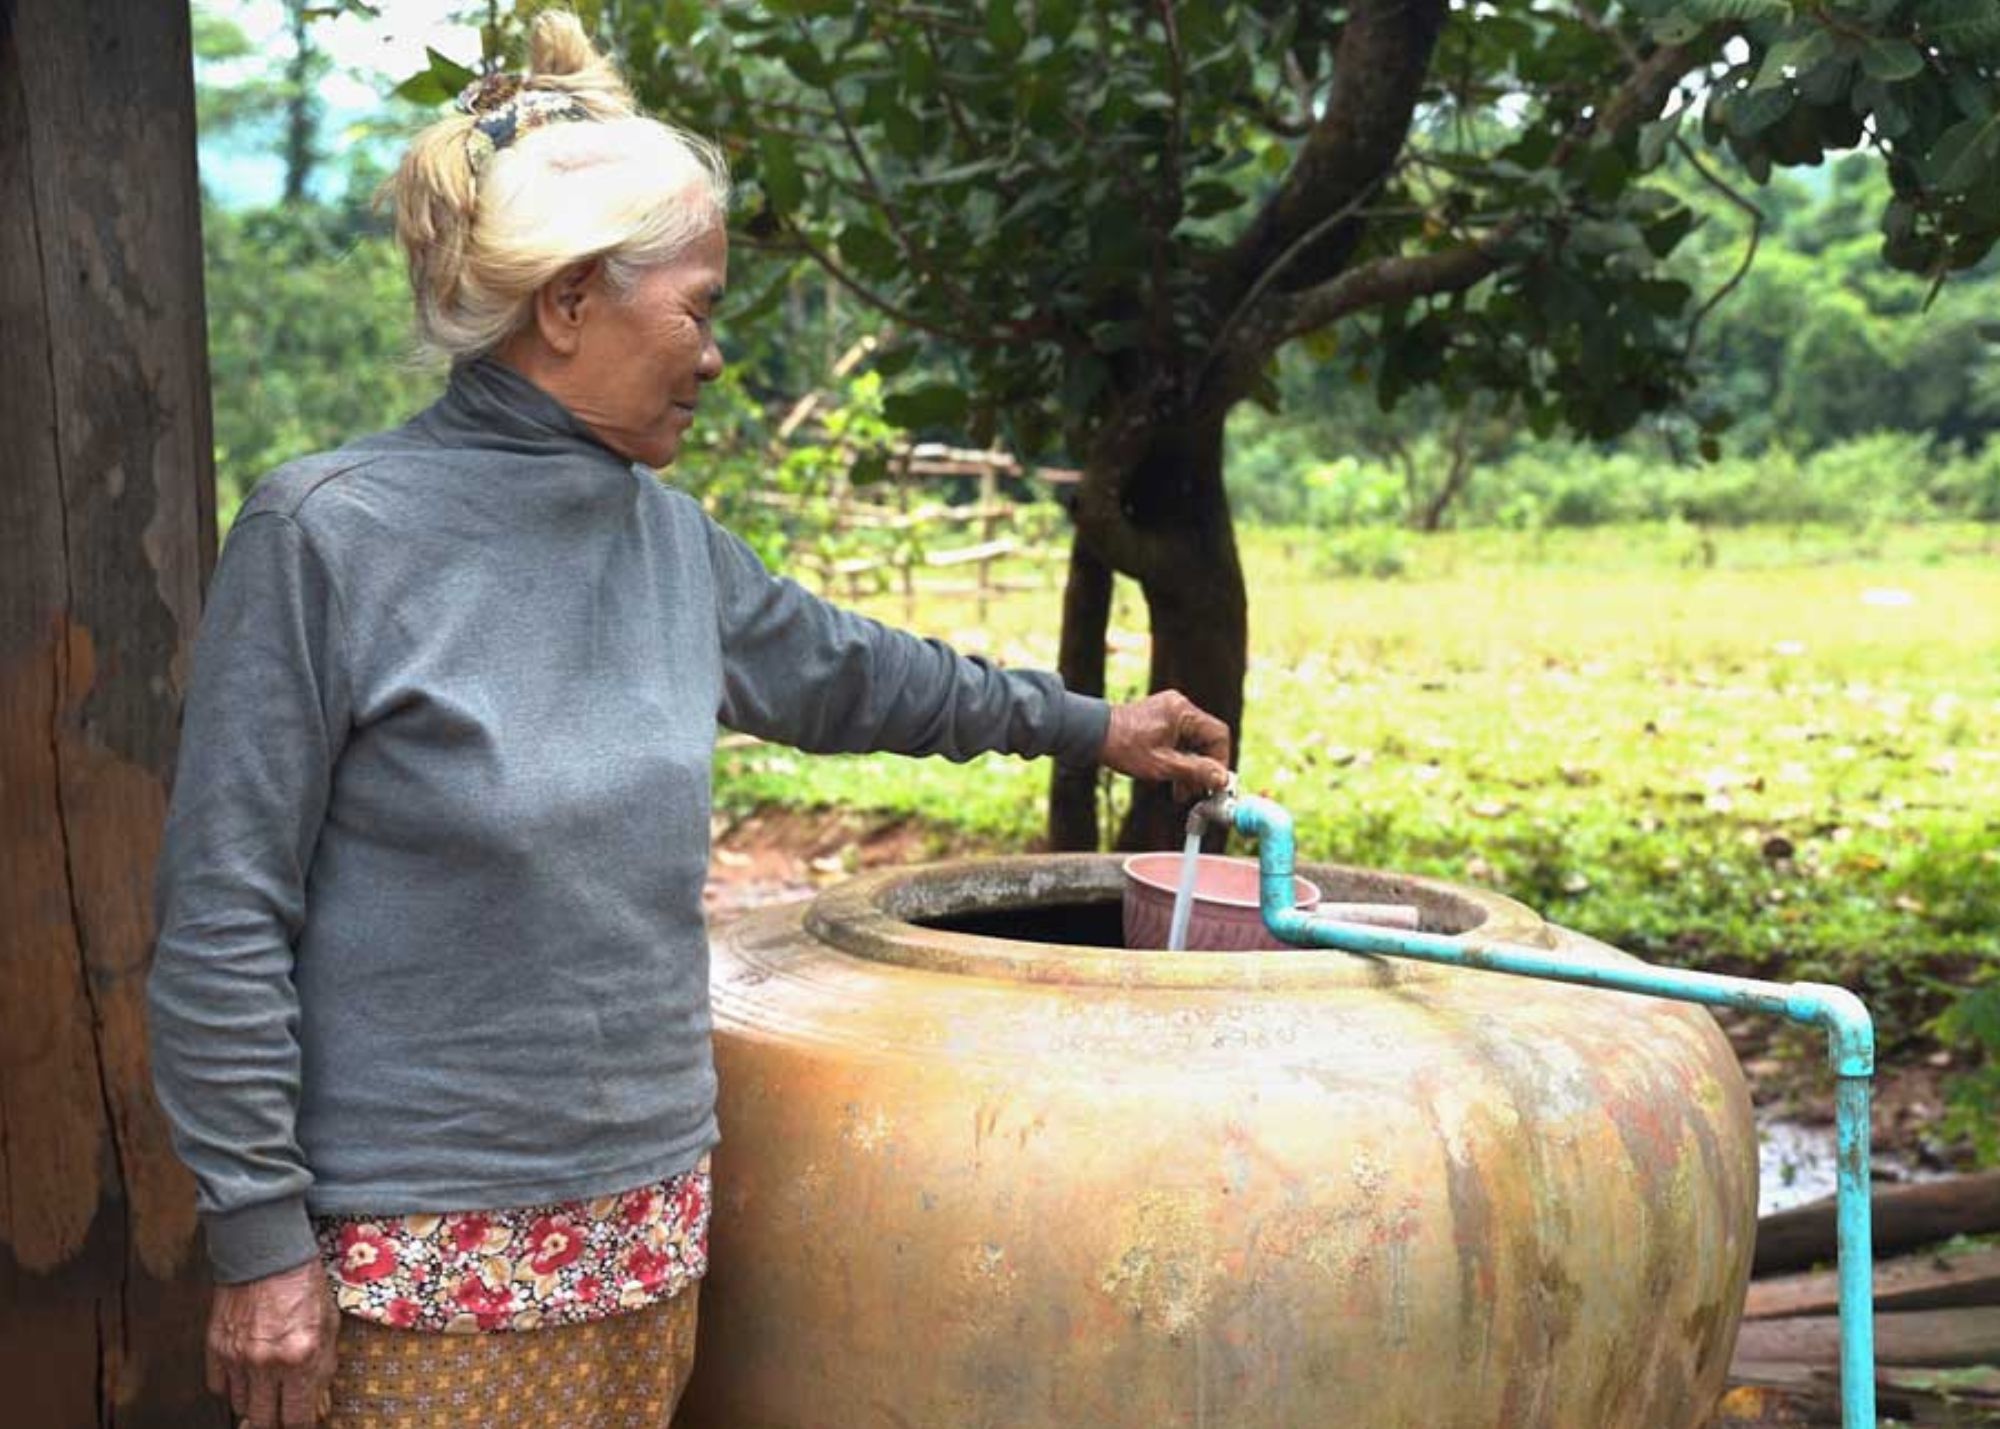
1789, 983, 1876, 1079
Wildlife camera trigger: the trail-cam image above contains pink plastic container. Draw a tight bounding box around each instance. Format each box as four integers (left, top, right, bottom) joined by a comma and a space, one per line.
1120, 853, 1320, 951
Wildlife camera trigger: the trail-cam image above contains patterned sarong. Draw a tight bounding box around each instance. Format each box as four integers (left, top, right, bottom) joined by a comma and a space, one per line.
326, 1285, 699, 1428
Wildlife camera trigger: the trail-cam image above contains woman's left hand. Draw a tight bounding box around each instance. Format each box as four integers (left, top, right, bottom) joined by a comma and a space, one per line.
1099, 690, 1232, 800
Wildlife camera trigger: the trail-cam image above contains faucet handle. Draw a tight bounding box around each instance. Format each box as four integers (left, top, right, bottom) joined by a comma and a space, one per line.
1188, 772, 1240, 835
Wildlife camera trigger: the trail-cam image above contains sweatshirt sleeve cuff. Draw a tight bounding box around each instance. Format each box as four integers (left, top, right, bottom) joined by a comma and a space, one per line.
1051, 692, 1112, 769
203, 1194, 318, 1285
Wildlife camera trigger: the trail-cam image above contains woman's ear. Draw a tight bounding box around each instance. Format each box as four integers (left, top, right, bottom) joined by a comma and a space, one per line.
532, 260, 601, 356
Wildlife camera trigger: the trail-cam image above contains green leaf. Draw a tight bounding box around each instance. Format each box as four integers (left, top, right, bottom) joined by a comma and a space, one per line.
758, 134, 804, 212
1643, 204, 1698, 257
1857, 37, 1925, 82
1060, 354, 1107, 412
872, 342, 921, 378
883, 383, 968, 431
1087, 318, 1145, 351
1571, 218, 1648, 257
986, 0, 1025, 56
1856, 76, 1914, 137
884, 105, 923, 158
1183, 180, 1244, 218
393, 70, 453, 105
1919, 0, 2000, 56
1638, 112, 1684, 169
1726, 84, 1796, 136
836, 223, 900, 278
780, 38, 829, 86
1938, 983, 2000, 1050
1632, 277, 1694, 316
1928, 113, 2000, 191
1799, 54, 1855, 104
1752, 29, 1837, 92
1949, 64, 1995, 120
908, 158, 1005, 189
1678, 0, 1790, 22
424, 46, 476, 93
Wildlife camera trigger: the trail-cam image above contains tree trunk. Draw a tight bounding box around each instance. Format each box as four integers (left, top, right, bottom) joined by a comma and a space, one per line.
1068, 412, 1247, 854
1415, 407, 1476, 532
281, 0, 316, 206
1119, 554, 1246, 851
1, 2, 225, 1423
1048, 531, 1112, 851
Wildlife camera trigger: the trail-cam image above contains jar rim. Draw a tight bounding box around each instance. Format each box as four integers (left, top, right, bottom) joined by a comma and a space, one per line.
798, 854, 1553, 990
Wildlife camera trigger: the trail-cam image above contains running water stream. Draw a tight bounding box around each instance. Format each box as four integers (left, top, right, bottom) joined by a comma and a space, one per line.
1166, 829, 1204, 952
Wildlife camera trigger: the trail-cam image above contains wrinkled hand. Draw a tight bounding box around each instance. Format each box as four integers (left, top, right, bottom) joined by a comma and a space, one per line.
1100, 690, 1232, 801
207, 1259, 339, 1429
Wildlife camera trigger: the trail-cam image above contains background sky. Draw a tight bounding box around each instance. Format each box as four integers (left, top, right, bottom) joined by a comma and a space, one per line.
197, 0, 476, 206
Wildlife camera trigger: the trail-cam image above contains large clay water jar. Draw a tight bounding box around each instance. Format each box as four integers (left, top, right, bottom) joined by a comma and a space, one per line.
680, 856, 1757, 1429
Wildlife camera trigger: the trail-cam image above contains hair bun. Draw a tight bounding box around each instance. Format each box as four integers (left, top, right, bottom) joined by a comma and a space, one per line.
528, 11, 607, 81
520, 10, 634, 118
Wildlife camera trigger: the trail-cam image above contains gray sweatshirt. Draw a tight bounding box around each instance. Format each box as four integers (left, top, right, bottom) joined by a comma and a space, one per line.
149, 358, 1109, 1285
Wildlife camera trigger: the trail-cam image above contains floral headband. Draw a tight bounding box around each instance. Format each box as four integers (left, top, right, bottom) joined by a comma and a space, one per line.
456, 73, 591, 172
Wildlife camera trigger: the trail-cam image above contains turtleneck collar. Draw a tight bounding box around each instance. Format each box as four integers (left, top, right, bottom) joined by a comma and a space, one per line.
420, 356, 634, 469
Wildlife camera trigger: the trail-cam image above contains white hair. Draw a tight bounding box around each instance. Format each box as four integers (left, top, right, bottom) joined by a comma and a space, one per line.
385, 11, 730, 359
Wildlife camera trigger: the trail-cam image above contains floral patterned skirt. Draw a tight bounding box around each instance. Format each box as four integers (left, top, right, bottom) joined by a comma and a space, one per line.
313, 1159, 710, 1334
326, 1283, 699, 1429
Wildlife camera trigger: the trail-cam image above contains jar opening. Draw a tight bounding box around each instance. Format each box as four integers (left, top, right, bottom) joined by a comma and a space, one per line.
796, 856, 1546, 989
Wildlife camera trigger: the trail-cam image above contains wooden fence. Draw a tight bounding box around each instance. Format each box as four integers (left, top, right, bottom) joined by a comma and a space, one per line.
759, 335, 1080, 622
764, 440, 1080, 623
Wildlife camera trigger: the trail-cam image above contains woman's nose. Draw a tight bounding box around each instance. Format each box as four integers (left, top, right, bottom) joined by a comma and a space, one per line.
698, 335, 724, 382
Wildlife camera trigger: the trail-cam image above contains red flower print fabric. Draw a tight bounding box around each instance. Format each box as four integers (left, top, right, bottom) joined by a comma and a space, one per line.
313, 1158, 709, 1334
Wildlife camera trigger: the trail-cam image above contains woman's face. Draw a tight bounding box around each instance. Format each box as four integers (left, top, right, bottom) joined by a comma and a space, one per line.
565, 224, 728, 468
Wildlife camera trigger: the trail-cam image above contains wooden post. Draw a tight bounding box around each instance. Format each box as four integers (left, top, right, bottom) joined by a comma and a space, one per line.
896, 449, 916, 625
976, 462, 999, 625
1, 2, 226, 1424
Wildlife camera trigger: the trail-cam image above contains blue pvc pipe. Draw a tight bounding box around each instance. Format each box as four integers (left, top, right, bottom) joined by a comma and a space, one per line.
1216, 792, 1877, 1428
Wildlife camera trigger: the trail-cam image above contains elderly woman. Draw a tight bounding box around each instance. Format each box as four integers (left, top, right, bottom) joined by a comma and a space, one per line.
148, 13, 1228, 1429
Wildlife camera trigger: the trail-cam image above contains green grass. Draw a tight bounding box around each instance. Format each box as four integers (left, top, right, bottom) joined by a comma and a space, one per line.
717, 522, 2000, 1147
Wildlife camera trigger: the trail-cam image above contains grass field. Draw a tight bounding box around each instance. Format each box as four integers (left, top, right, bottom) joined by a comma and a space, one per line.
715, 521, 2000, 1152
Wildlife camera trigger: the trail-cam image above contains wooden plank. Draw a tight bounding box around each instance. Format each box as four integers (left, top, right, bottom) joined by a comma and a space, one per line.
926, 538, 1019, 568
1745, 1246, 2000, 1321
1754, 1173, 2000, 1276
1732, 1306, 2000, 1369
1, 3, 226, 1422
1721, 1364, 2000, 1427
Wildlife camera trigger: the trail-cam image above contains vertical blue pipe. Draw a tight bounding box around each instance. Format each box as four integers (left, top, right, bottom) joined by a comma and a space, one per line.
1212, 792, 1878, 1428
1836, 1075, 1876, 1427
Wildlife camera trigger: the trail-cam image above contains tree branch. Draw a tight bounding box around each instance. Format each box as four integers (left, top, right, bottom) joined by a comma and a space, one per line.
1218, 0, 1449, 304
743, 225, 993, 349
1267, 39, 1695, 349
1674, 136, 1763, 360
810, 20, 989, 335
1282, 241, 1507, 341
1199, 170, 1397, 390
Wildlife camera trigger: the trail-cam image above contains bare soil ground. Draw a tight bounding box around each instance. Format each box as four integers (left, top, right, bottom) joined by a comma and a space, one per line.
703, 805, 1003, 921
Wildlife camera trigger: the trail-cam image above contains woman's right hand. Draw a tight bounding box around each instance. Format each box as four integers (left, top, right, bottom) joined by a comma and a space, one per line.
1099, 689, 1233, 800
207, 1259, 340, 1428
